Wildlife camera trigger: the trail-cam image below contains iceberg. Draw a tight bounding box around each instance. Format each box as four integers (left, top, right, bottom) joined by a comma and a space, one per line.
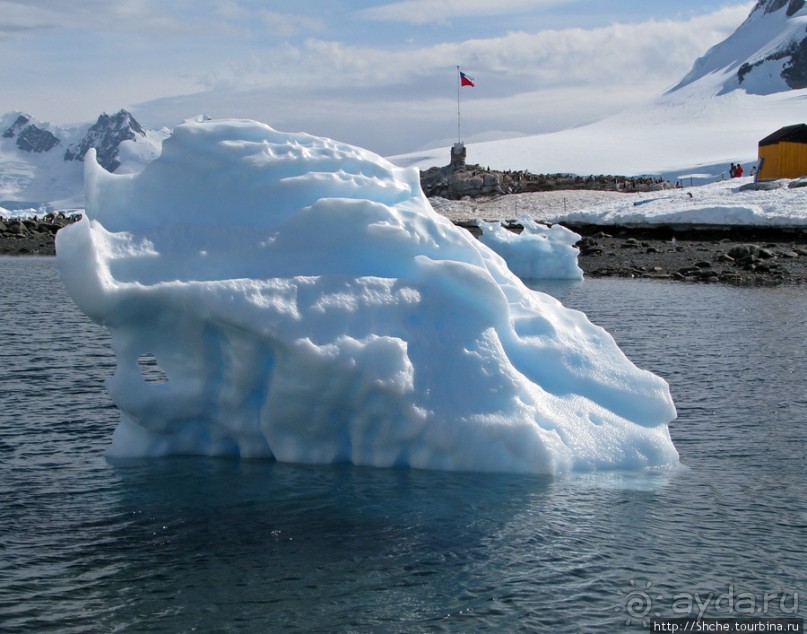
56, 119, 678, 474
477, 216, 584, 281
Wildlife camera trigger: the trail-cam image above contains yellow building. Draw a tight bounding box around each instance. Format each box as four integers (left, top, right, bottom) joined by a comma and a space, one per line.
757, 124, 807, 180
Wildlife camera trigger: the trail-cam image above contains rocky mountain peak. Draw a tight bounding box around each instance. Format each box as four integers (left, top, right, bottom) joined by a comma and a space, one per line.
3, 113, 32, 138
2, 113, 61, 153
63, 109, 146, 172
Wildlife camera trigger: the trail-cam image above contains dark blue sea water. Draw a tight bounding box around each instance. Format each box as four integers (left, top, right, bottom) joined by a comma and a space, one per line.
1, 257, 804, 633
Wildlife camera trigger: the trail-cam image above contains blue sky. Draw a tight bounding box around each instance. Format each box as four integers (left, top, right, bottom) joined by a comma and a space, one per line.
0, 1, 754, 155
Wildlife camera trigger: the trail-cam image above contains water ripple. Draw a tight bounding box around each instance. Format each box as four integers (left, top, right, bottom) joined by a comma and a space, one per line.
1, 262, 805, 632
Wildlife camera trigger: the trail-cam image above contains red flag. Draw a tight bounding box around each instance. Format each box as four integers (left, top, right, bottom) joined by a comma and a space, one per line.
460, 71, 475, 87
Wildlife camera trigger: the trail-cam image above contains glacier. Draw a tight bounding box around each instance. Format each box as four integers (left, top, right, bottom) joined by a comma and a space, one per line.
56, 118, 678, 474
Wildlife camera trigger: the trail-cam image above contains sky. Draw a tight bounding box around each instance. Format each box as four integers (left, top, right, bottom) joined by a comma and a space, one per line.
1, 0, 754, 156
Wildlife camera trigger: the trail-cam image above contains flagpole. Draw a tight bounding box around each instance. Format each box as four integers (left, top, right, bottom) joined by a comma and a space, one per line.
456, 66, 461, 144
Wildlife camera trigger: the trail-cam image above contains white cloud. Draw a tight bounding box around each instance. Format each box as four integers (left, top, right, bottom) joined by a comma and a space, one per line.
0, 1, 754, 155
0, 1, 323, 40
0, 0, 198, 38
205, 5, 749, 94
165, 4, 751, 154
0, 1, 59, 39
447, 8, 751, 91
214, 2, 324, 38
358, 0, 569, 24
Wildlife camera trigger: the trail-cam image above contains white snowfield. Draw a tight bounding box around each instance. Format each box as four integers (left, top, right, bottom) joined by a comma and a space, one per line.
391, 0, 807, 200
431, 176, 807, 227
56, 119, 678, 474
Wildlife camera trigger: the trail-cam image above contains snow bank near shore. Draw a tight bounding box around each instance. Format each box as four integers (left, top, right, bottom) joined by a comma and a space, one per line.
478, 216, 584, 280
432, 177, 807, 227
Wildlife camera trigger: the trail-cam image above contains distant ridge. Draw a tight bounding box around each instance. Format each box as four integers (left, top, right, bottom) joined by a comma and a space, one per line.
0, 109, 168, 208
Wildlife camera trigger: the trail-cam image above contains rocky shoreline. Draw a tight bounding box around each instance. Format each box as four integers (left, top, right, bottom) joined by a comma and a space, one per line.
0, 213, 80, 256
3, 212, 807, 286
458, 221, 807, 285
575, 228, 807, 285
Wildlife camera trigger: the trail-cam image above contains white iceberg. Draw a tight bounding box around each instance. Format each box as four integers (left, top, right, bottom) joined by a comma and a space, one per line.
56, 119, 678, 474
477, 216, 584, 280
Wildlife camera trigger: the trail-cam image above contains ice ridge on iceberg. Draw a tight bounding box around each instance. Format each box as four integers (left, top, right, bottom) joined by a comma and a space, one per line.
56, 119, 678, 474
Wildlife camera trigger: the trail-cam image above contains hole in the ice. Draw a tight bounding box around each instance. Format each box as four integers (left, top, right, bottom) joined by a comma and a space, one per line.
138, 353, 169, 384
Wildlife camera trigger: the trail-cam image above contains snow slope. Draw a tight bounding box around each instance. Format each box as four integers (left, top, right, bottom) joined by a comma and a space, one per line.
432, 176, 807, 227
674, 0, 807, 96
391, 84, 807, 182
391, 1, 807, 183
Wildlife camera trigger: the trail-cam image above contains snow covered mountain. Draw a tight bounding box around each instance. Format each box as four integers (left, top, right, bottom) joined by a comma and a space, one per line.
62, 110, 149, 173
673, 0, 807, 95
0, 109, 167, 210
2, 114, 61, 154
393, 0, 807, 182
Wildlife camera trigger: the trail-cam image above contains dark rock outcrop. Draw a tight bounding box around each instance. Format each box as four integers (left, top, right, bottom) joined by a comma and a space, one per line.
755, 0, 805, 16
16, 125, 61, 153
3, 114, 30, 138
421, 161, 673, 200
0, 212, 82, 255
421, 164, 505, 199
